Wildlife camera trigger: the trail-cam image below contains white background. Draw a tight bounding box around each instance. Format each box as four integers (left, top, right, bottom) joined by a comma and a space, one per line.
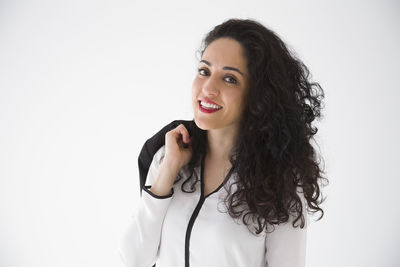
1, 0, 399, 266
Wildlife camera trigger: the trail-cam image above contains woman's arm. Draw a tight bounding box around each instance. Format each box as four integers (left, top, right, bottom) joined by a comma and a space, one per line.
264, 191, 308, 267
118, 146, 175, 267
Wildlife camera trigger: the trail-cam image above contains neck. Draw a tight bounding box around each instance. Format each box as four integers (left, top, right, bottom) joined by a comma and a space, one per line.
206, 123, 239, 162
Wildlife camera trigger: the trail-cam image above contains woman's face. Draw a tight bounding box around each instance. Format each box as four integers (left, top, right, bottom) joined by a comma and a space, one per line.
192, 37, 250, 131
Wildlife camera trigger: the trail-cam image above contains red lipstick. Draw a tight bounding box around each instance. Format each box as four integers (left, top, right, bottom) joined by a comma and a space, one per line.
199, 98, 221, 106
198, 100, 221, 113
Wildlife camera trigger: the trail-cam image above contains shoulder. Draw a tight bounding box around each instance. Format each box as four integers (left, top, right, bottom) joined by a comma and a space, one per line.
291, 187, 309, 227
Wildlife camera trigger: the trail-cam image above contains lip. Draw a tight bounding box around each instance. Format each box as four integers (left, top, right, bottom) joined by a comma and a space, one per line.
198, 101, 221, 113
199, 98, 222, 107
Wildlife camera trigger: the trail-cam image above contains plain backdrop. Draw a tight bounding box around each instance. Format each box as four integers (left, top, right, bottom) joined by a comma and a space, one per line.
1, 0, 399, 266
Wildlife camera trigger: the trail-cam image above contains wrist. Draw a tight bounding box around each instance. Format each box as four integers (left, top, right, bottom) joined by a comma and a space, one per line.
162, 156, 183, 171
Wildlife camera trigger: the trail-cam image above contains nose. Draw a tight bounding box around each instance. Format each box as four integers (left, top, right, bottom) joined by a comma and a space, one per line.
201, 75, 219, 96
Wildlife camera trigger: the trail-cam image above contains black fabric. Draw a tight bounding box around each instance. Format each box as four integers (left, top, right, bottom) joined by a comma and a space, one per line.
138, 119, 194, 198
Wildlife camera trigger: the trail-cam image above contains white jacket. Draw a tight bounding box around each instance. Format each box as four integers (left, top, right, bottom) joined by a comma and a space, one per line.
119, 145, 308, 267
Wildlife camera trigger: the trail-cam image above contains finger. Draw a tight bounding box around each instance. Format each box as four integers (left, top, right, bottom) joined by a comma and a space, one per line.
176, 124, 190, 143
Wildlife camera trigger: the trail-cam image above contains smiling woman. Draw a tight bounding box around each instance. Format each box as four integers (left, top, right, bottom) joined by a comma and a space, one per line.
192, 37, 250, 132
119, 18, 327, 267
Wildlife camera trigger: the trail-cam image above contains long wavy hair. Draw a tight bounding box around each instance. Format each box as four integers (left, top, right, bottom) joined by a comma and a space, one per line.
173, 18, 328, 235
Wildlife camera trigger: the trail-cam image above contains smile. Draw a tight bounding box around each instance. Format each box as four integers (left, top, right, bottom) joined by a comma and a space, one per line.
198, 100, 222, 113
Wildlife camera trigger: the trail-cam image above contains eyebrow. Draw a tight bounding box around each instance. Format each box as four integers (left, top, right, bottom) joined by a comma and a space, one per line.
199, 59, 244, 77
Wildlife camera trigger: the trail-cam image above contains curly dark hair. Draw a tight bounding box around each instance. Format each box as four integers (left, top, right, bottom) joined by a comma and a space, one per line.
173, 18, 328, 235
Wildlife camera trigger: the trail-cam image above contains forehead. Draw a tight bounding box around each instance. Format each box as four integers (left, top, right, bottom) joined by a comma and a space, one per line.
201, 38, 248, 73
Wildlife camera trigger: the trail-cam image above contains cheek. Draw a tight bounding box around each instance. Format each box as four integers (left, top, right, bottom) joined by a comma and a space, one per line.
226, 93, 247, 115
191, 81, 199, 102
192, 79, 202, 95
227, 93, 242, 106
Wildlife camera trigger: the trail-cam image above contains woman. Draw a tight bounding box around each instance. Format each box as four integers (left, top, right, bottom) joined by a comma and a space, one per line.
119, 18, 327, 267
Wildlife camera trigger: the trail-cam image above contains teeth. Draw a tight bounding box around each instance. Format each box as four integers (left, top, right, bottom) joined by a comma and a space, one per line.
200, 101, 222, 110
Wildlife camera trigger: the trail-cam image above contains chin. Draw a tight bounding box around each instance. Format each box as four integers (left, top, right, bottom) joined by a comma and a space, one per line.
193, 117, 209, 130
193, 116, 215, 130
194, 116, 223, 131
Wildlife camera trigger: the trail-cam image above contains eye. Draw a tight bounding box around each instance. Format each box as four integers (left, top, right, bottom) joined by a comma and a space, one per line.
224, 75, 238, 84
197, 68, 238, 85
198, 68, 208, 76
